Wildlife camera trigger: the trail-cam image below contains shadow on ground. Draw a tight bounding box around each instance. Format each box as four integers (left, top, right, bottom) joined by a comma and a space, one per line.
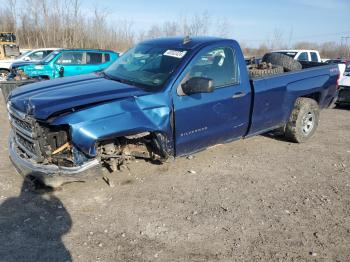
0, 179, 72, 262
261, 129, 288, 142
334, 104, 350, 111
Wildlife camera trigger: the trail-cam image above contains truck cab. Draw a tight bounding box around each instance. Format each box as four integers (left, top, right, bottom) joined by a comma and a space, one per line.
0, 32, 20, 60
272, 49, 321, 62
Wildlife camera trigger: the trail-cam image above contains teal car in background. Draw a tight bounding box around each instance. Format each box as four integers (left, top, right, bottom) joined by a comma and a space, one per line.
9, 49, 119, 80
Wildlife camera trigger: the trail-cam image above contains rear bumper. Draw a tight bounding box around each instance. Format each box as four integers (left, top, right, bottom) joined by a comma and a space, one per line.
337, 86, 350, 104
8, 132, 101, 186
328, 90, 339, 108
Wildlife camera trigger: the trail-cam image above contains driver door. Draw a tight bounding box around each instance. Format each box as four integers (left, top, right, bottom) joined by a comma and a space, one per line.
173, 45, 251, 156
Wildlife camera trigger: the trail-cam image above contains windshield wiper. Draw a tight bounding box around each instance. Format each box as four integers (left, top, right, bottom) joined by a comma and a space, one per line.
118, 78, 139, 87
102, 72, 140, 88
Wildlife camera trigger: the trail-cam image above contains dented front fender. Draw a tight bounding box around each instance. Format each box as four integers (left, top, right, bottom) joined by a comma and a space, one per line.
51, 94, 173, 157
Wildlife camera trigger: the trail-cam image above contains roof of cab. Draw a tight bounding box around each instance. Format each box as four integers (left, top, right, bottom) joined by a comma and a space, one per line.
140, 36, 229, 49
273, 49, 319, 53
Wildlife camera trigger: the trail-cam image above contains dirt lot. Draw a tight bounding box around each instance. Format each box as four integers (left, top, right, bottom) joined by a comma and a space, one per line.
0, 94, 349, 262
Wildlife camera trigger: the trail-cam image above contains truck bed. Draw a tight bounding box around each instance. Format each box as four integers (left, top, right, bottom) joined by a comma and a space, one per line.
247, 62, 339, 136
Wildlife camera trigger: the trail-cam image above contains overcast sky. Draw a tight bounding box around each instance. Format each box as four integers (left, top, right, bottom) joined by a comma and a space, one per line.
82, 0, 350, 47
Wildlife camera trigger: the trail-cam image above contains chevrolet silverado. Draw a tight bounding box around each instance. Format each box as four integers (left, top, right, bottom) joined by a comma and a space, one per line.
6, 37, 340, 186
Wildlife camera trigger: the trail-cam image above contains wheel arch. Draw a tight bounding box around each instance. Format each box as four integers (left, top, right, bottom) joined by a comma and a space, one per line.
300, 92, 321, 105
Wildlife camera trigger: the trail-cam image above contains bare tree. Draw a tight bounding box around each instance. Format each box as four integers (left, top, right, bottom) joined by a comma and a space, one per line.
162, 21, 178, 37
7, 0, 17, 29
0, 2, 348, 58
215, 18, 231, 37
183, 11, 210, 36
269, 29, 285, 50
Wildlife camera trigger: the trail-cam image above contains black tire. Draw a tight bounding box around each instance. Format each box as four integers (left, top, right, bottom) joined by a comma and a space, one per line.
0, 69, 10, 81
248, 65, 284, 78
284, 98, 319, 143
262, 53, 302, 72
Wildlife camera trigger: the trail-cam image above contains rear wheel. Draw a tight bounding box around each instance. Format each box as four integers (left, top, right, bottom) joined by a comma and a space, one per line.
284, 98, 319, 143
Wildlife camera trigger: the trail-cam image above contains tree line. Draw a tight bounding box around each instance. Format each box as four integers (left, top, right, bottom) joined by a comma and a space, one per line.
0, 0, 230, 51
0, 0, 349, 59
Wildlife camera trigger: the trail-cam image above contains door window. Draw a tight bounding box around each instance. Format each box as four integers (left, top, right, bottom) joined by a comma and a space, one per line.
104, 53, 110, 62
297, 52, 308, 61
310, 52, 318, 62
87, 52, 103, 64
56, 52, 85, 65
187, 47, 240, 88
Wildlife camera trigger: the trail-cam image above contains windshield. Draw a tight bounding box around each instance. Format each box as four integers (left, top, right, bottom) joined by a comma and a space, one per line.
104, 44, 188, 89
276, 51, 297, 59
43, 51, 59, 62
16, 50, 32, 60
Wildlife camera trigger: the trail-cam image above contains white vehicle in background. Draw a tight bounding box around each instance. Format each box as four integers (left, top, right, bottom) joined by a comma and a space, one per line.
324, 59, 347, 81
272, 49, 347, 80
337, 61, 350, 105
0, 48, 58, 80
272, 49, 322, 62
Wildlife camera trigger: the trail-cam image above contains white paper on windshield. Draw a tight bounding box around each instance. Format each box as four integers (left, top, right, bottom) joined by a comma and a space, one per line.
164, 50, 187, 58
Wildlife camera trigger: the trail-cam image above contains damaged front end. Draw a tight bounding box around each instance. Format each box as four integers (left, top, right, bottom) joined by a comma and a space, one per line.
8, 103, 100, 186
7, 98, 172, 187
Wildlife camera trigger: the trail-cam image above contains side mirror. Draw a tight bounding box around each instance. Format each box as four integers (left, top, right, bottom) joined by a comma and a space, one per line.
59, 67, 64, 77
181, 77, 214, 95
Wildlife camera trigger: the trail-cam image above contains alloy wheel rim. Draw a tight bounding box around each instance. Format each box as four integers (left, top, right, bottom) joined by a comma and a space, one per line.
301, 111, 315, 135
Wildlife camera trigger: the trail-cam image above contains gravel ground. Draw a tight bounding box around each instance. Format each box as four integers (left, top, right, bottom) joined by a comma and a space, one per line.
0, 93, 349, 262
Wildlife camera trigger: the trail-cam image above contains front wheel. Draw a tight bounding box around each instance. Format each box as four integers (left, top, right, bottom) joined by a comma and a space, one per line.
284, 98, 320, 143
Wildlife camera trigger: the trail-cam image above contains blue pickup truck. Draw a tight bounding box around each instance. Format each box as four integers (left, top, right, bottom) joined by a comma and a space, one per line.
6, 37, 339, 187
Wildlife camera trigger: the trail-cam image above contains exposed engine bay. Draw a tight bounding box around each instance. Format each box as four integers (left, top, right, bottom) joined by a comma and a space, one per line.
97, 132, 169, 172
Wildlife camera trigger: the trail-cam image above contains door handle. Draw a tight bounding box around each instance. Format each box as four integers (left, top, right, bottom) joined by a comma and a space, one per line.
232, 92, 246, 99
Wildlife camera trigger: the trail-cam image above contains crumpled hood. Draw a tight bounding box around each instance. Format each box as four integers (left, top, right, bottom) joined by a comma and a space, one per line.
9, 73, 148, 120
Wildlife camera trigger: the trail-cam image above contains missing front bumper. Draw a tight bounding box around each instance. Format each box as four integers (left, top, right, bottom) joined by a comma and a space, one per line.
8, 132, 101, 186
